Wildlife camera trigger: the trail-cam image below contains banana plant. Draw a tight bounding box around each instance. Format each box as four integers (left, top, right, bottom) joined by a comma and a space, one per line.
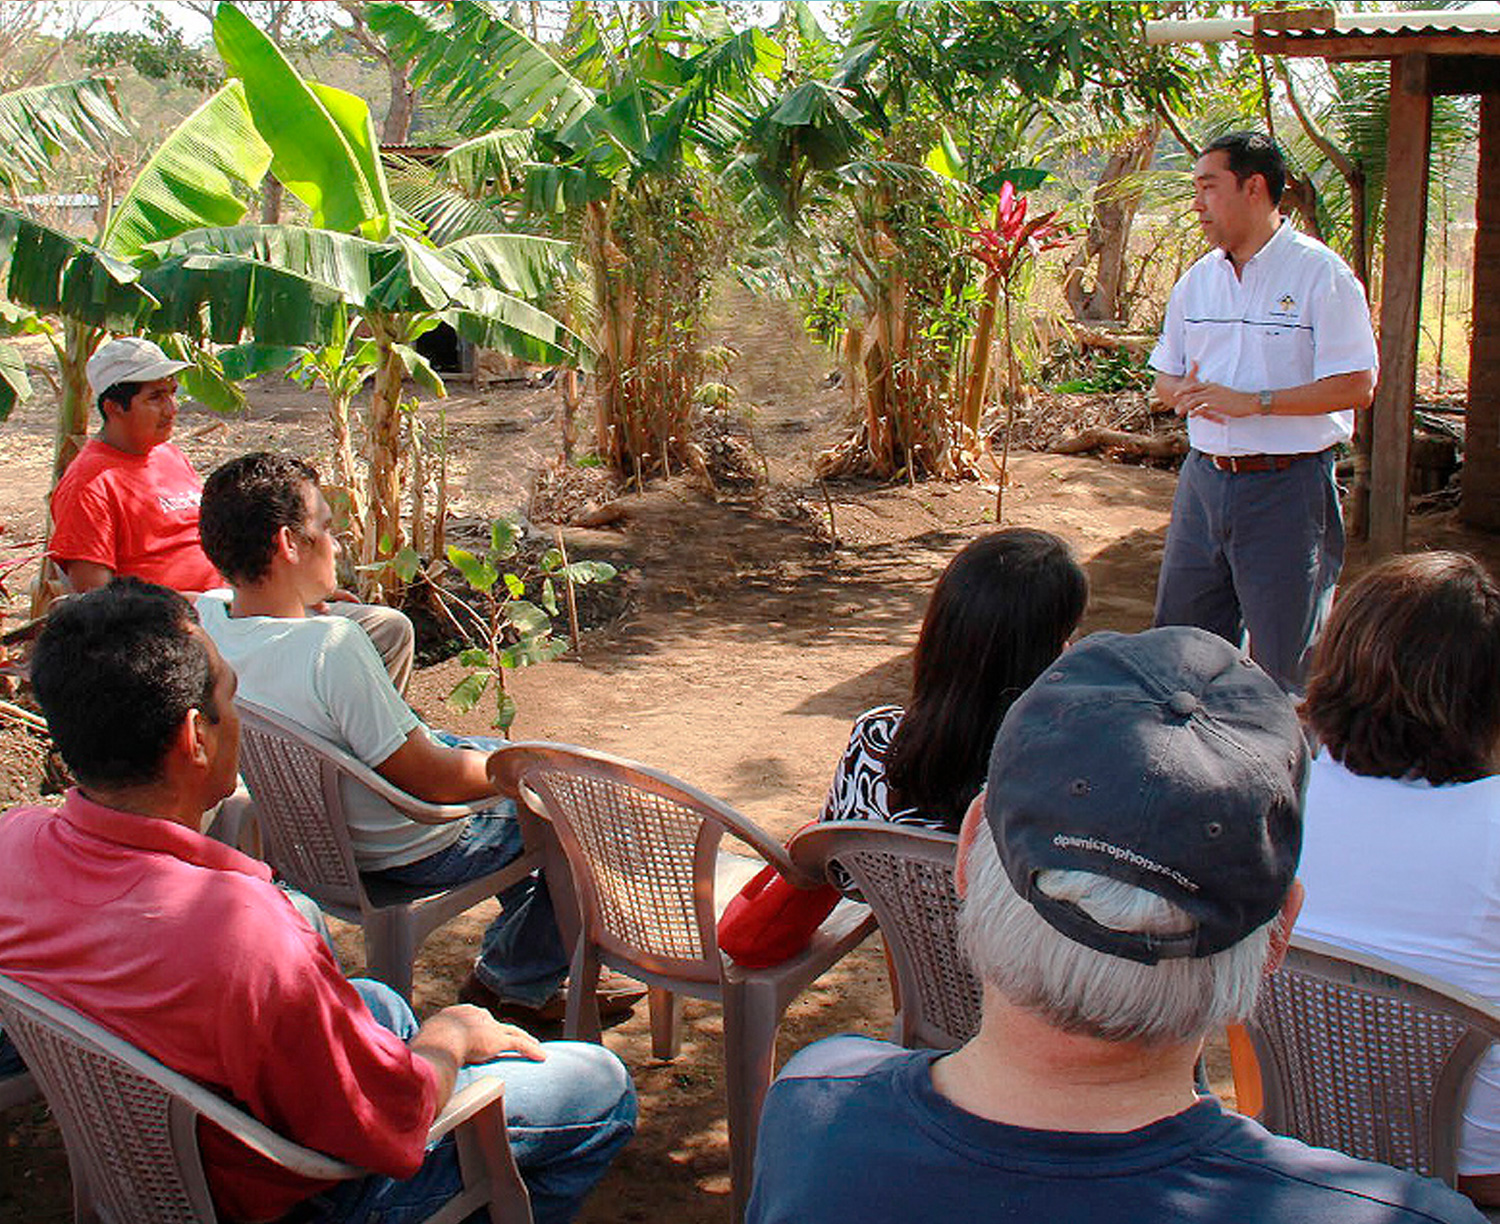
0, 78, 277, 475
0, 76, 131, 422
368, 0, 785, 482
142, 4, 585, 595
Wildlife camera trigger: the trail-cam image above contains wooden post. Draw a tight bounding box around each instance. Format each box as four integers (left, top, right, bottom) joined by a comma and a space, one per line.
1368, 54, 1431, 558
1465, 93, 1500, 530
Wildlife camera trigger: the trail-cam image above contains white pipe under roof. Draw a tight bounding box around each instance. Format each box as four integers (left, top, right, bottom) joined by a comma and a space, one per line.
1146, 9, 1500, 46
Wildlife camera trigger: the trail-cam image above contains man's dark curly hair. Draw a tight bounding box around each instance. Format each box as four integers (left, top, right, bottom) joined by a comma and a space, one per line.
31, 579, 217, 789
1302, 551, 1500, 784
200, 452, 320, 584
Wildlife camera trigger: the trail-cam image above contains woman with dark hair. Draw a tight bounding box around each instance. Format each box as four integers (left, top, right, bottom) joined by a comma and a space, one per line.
820, 528, 1088, 834
1295, 550, 1500, 1205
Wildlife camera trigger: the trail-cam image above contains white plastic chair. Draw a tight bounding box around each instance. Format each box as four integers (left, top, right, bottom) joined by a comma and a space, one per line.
1235, 934, 1500, 1187
235, 699, 543, 1000
0, 971, 531, 1224
487, 742, 875, 1223
789, 820, 982, 1050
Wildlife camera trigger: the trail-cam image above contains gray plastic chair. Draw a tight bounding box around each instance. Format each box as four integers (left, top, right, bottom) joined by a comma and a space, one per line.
487, 742, 875, 1224
789, 821, 983, 1050
0, 972, 531, 1224
1239, 933, 1500, 1186
236, 699, 543, 1000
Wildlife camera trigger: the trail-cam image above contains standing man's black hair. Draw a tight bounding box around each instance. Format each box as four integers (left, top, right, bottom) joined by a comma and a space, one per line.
1204, 131, 1286, 205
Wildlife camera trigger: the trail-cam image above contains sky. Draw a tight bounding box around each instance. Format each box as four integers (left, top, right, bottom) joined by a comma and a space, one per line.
36, 1, 841, 43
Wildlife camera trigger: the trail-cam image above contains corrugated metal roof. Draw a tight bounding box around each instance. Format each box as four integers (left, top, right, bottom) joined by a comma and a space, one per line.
1148, 10, 1500, 46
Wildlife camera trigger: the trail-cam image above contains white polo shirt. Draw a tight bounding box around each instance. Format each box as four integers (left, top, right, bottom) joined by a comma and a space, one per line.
1150, 219, 1377, 456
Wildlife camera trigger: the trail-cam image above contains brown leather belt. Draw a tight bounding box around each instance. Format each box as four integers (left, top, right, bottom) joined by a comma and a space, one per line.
1203, 448, 1328, 474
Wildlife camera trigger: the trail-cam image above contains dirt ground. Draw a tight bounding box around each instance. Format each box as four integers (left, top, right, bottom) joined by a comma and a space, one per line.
3, 290, 1499, 1222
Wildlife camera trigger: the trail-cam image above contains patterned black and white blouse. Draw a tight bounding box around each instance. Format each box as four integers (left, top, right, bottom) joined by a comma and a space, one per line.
819, 706, 952, 832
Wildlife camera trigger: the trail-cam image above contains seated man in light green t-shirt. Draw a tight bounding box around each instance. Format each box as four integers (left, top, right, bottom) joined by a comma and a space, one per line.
197, 452, 642, 1025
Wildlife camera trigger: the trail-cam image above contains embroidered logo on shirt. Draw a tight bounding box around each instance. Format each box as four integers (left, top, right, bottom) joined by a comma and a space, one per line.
1271, 293, 1298, 317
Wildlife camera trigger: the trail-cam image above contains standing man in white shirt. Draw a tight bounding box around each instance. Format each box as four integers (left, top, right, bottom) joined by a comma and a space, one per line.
1150, 132, 1378, 691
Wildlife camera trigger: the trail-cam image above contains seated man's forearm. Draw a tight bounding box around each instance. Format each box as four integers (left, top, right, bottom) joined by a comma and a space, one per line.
375, 729, 498, 804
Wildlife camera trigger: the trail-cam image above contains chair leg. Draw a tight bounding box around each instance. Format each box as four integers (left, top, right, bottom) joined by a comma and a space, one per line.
721, 980, 784, 1224
648, 986, 682, 1060
363, 911, 417, 1002
563, 941, 603, 1043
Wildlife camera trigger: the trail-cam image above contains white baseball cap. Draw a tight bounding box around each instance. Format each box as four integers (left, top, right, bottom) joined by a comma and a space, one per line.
86, 337, 190, 399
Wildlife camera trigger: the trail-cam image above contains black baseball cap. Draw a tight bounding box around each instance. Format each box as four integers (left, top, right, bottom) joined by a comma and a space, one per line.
985, 627, 1306, 965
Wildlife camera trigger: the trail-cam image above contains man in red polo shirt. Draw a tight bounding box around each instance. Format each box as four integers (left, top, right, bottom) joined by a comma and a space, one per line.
48, 336, 414, 691
0, 580, 635, 1223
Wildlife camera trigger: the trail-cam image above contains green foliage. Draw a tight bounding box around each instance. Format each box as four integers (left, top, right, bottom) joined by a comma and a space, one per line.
0, 77, 131, 192
1050, 346, 1151, 394
84, 5, 224, 93
435, 517, 616, 732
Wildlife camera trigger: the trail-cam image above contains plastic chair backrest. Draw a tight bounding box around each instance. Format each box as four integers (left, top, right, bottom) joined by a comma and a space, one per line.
789, 821, 981, 1049
235, 700, 369, 912
0, 972, 359, 1224
490, 743, 794, 984
1244, 934, 1500, 1184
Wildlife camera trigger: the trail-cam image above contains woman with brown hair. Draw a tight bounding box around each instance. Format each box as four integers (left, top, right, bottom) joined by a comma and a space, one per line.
1295, 550, 1500, 1204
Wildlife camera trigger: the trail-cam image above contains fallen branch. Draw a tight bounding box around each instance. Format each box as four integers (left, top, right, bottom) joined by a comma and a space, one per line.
0, 698, 47, 734
1051, 427, 1186, 461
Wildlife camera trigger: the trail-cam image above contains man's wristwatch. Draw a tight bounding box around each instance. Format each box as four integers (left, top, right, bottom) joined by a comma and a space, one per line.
1258, 389, 1274, 415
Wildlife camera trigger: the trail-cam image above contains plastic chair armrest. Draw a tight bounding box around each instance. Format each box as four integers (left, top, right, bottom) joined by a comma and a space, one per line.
427, 1075, 508, 1142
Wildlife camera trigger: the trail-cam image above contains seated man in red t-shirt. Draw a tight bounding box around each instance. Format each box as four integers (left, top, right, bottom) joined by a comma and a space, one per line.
48, 336, 414, 691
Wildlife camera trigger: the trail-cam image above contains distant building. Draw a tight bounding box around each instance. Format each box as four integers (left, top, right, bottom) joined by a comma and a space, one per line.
19, 193, 100, 235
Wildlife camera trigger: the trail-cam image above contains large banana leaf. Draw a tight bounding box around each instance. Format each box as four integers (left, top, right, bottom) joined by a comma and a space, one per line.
367, 0, 596, 135
449, 284, 591, 370
386, 157, 519, 246
0, 77, 128, 191
440, 233, 570, 298
149, 224, 379, 302
153, 223, 571, 309
213, 3, 379, 234
0, 210, 158, 331
101, 81, 271, 261
440, 129, 535, 195
308, 80, 393, 238
139, 252, 343, 347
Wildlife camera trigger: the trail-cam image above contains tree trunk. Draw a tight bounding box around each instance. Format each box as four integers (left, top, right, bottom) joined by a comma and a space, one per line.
1281, 171, 1323, 244
329, 387, 365, 559
53, 320, 98, 484
1348, 164, 1369, 288
362, 321, 406, 597
382, 59, 414, 144
260, 175, 283, 225
962, 270, 1001, 436
1062, 125, 1157, 324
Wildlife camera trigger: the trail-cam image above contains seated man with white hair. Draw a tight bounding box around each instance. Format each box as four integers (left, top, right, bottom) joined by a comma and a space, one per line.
748, 627, 1483, 1224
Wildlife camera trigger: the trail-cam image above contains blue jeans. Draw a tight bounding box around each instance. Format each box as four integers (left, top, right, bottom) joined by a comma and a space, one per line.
302, 980, 635, 1224
364, 734, 569, 1008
